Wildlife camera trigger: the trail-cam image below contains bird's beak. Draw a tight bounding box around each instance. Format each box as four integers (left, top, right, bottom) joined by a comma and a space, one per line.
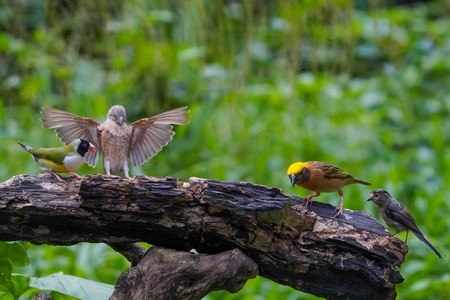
88, 143, 97, 153
367, 192, 374, 201
289, 174, 297, 186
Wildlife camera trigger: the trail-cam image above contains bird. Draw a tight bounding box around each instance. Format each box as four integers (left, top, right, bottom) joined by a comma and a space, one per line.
41, 105, 189, 178
19, 139, 96, 181
367, 189, 441, 258
287, 161, 371, 217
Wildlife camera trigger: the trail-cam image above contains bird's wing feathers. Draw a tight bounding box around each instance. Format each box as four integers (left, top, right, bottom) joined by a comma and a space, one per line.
388, 206, 422, 234
312, 161, 352, 179
41, 108, 101, 167
139, 106, 190, 125
129, 106, 189, 167
388, 202, 442, 258
29, 147, 70, 164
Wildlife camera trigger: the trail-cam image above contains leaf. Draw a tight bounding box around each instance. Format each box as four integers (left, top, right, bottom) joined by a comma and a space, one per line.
0, 242, 29, 267
10, 274, 36, 298
29, 273, 114, 300
0, 258, 14, 294
0, 285, 15, 300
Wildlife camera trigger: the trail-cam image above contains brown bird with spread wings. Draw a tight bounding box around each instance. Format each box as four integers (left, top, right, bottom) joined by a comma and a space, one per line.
41, 105, 189, 178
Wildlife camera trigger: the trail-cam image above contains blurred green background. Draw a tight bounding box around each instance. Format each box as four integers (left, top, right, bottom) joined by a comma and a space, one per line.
1, 0, 449, 299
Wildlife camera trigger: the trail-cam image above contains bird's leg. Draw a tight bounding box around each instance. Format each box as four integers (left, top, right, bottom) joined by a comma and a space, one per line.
122, 160, 130, 178
388, 230, 401, 242
69, 172, 81, 179
291, 192, 319, 212
49, 171, 64, 182
304, 192, 320, 208
104, 160, 111, 176
334, 190, 344, 218
391, 230, 408, 243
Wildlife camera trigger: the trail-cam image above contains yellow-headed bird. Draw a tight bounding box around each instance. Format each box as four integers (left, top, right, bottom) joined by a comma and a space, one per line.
19, 139, 96, 181
287, 161, 370, 217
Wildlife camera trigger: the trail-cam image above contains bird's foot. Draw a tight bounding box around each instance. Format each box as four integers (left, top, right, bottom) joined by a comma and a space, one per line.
334, 206, 343, 218
49, 172, 65, 182
303, 196, 313, 209
291, 204, 304, 211
292, 196, 313, 212
69, 172, 81, 179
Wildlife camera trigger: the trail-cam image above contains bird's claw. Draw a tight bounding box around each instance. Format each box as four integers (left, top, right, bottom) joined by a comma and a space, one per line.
303, 196, 313, 209
291, 204, 304, 211
49, 172, 65, 182
333, 206, 343, 218
69, 172, 82, 179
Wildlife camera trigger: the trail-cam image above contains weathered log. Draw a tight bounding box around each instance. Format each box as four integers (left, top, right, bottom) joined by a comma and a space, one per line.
110, 247, 258, 300
0, 174, 406, 299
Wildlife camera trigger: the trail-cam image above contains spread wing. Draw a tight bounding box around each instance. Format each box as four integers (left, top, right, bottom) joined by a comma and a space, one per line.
41, 107, 101, 167
129, 106, 189, 167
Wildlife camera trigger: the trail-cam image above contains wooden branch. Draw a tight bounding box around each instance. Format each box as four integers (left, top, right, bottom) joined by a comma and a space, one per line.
107, 242, 147, 267
110, 247, 258, 300
0, 174, 406, 299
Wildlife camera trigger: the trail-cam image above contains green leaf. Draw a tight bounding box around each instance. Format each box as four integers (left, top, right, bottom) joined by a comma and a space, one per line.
0, 258, 14, 294
11, 274, 36, 298
0, 242, 29, 267
29, 273, 114, 300
0, 285, 15, 300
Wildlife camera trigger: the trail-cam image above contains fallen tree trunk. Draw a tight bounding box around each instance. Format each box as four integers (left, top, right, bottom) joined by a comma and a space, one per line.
0, 174, 406, 299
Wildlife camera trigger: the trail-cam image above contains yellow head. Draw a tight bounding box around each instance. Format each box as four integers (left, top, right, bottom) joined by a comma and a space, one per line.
287, 162, 310, 186
287, 162, 308, 176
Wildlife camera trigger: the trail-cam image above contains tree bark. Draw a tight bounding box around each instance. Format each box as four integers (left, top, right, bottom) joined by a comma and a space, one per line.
110, 247, 258, 300
0, 174, 406, 300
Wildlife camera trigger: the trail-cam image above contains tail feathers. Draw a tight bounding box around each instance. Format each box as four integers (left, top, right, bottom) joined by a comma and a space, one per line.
18, 142, 32, 153
354, 178, 371, 186
411, 230, 442, 258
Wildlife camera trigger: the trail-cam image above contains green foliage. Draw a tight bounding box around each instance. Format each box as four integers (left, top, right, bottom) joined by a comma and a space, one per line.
0, 242, 30, 299
206, 277, 323, 300
1, 0, 450, 299
30, 273, 114, 300
0, 242, 119, 299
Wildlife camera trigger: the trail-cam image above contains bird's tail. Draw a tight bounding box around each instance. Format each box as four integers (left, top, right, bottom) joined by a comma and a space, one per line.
353, 178, 371, 186
411, 230, 442, 258
18, 142, 32, 153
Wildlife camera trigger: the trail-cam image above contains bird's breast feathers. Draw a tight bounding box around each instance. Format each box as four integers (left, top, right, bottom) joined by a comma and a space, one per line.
62, 154, 86, 172
297, 168, 345, 192
99, 121, 132, 173
36, 156, 83, 173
